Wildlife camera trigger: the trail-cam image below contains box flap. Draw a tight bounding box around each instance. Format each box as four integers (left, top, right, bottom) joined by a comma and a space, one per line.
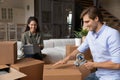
0, 65, 9, 69
0, 68, 26, 80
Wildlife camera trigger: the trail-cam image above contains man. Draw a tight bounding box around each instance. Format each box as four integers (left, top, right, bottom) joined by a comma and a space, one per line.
54, 6, 120, 80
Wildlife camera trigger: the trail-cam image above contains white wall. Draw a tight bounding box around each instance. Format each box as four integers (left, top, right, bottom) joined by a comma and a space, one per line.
0, 0, 25, 24
24, 0, 34, 23
0, 0, 35, 24
100, 0, 120, 19
0, 0, 24, 8
13, 8, 25, 24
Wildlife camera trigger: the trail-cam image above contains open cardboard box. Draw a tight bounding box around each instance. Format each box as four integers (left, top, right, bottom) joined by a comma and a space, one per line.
11, 58, 44, 80
43, 60, 90, 80
0, 65, 26, 80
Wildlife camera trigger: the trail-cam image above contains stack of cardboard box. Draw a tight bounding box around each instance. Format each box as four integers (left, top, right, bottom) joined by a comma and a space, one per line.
0, 41, 90, 80
0, 41, 44, 80
0, 41, 26, 80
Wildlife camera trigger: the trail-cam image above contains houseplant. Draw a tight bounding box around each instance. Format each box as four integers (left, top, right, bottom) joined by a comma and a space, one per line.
74, 28, 88, 37
74, 30, 82, 46
80, 28, 88, 42
74, 28, 88, 46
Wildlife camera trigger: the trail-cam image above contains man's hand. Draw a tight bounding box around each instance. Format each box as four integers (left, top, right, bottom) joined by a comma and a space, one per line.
53, 49, 79, 66
53, 56, 70, 66
84, 61, 94, 70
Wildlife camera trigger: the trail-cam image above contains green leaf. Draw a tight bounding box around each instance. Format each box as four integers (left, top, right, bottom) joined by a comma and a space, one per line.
74, 31, 82, 38
80, 29, 88, 36
74, 29, 88, 38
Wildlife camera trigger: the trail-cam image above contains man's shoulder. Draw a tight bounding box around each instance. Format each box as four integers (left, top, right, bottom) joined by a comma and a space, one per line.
105, 25, 117, 31
105, 25, 120, 37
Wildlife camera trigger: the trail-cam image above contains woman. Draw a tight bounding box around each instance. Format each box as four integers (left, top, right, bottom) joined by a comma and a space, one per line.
21, 16, 45, 60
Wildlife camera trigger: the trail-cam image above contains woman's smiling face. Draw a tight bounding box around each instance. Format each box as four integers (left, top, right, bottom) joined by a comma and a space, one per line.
28, 20, 37, 33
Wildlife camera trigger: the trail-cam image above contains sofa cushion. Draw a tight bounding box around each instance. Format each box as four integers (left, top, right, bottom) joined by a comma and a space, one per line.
43, 40, 54, 48
42, 39, 75, 64
17, 41, 24, 59
42, 47, 66, 63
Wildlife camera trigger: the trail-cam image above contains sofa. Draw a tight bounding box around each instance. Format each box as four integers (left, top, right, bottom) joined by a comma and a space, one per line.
42, 39, 75, 63
17, 38, 75, 63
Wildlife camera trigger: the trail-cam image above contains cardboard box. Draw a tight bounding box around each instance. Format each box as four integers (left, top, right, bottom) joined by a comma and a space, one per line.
0, 65, 10, 74
0, 41, 17, 65
66, 45, 92, 60
0, 65, 26, 80
84, 49, 93, 60
43, 61, 90, 80
66, 45, 78, 57
0, 65, 9, 70
44, 68, 81, 80
11, 58, 44, 80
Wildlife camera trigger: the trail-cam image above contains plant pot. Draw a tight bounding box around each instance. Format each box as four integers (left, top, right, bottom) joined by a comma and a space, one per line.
82, 36, 86, 43
75, 38, 81, 46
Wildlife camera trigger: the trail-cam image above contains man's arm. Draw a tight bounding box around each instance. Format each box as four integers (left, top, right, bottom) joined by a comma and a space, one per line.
84, 61, 120, 70
94, 61, 120, 69
53, 49, 80, 66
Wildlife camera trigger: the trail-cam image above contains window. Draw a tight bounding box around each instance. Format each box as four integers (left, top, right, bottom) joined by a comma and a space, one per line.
1, 8, 13, 20
1, 8, 7, 20
8, 8, 13, 20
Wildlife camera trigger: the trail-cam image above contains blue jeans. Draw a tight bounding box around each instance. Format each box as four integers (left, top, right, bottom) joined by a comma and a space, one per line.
84, 72, 99, 80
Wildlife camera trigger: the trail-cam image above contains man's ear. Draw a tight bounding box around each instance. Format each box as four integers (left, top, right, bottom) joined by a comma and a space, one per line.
95, 16, 99, 22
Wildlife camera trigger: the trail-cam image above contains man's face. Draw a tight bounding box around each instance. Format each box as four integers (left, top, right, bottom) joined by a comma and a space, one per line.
83, 14, 98, 32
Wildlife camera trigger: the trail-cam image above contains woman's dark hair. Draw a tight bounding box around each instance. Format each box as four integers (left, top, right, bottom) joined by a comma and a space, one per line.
80, 6, 103, 23
25, 16, 40, 32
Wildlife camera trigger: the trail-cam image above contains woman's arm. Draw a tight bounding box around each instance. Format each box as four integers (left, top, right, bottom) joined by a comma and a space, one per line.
20, 33, 26, 50
38, 32, 44, 50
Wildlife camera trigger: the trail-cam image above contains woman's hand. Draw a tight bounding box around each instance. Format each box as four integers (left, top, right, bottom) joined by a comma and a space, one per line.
39, 45, 44, 50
